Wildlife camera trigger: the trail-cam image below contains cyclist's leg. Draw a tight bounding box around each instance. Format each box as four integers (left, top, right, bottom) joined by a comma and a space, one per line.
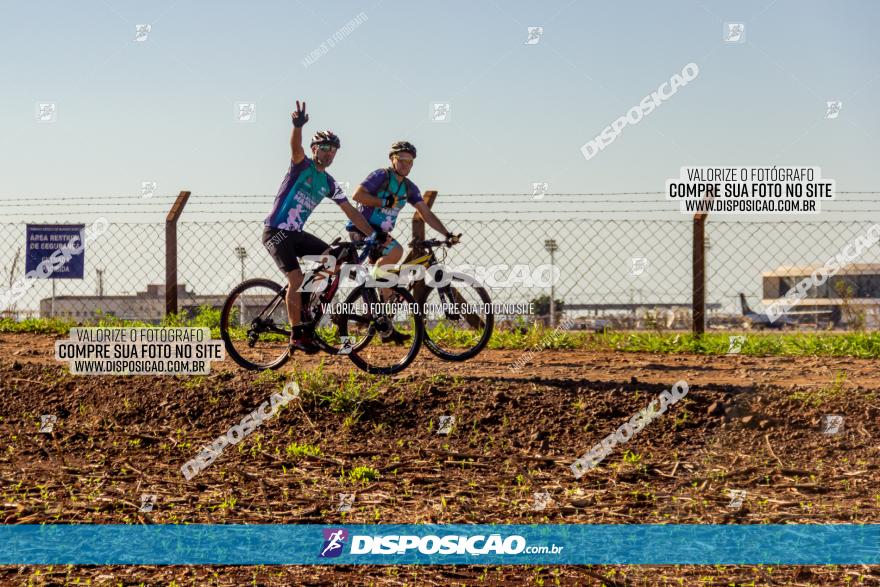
263, 227, 306, 328
375, 239, 403, 302
263, 227, 327, 351
374, 239, 413, 344
346, 231, 411, 344
285, 269, 305, 328
286, 230, 331, 329
348, 229, 402, 301
348, 227, 379, 285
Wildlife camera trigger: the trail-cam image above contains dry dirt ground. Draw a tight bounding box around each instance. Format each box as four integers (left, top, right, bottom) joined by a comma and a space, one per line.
1, 332, 879, 586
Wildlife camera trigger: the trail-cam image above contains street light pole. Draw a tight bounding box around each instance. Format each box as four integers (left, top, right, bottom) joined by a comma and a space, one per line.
544, 239, 558, 327
234, 246, 248, 283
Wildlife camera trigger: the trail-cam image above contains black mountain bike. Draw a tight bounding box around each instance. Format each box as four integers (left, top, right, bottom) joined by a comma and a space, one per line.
219, 238, 423, 375
404, 237, 494, 361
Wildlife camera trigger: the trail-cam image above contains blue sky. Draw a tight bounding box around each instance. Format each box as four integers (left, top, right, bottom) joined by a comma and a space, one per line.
1, 1, 879, 314
1, 0, 878, 204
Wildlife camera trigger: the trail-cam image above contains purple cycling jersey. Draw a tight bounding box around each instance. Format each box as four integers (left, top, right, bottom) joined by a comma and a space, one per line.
345, 168, 423, 233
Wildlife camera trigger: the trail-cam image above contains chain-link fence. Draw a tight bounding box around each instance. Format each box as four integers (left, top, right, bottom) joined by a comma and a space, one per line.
0, 221, 165, 322
2, 193, 879, 331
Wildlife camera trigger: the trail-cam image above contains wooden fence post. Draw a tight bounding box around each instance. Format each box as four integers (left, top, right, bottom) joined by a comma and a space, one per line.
692, 184, 716, 336
406, 191, 437, 305
408, 191, 437, 255
693, 213, 707, 336
165, 191, 191, 317
405, 190, 437, 262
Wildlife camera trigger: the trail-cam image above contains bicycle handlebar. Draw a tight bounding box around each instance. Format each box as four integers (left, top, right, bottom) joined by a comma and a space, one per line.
328, 233, 460, 264
410, 234, 461, 248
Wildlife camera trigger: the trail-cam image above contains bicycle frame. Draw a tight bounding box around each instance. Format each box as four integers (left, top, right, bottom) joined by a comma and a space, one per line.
250, 242, 367, 338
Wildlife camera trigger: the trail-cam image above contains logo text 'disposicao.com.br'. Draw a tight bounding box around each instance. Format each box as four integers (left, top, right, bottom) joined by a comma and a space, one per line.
318, 529, 563, 558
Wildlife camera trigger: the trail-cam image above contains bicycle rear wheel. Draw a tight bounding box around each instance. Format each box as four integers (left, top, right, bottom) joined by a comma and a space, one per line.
419, 275, 494, 361
220, 278, 291, 371
338, 285, 424, 375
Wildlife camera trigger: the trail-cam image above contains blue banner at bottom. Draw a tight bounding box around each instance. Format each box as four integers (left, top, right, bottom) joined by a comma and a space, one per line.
1, 524, 878, 565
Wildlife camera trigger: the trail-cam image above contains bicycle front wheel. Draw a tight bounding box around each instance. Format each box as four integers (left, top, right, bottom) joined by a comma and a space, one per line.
338, 285, 424, 375
220, 278, 291, 371
419, 275, 494, 361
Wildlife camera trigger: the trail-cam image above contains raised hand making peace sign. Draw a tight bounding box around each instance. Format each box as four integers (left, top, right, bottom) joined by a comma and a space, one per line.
291, 100, 309, 128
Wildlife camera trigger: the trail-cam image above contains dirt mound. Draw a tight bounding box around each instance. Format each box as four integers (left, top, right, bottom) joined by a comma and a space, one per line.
2, 333, 878, 585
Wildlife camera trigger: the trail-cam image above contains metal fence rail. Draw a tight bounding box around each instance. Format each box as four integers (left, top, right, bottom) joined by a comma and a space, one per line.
2, 192, 879, 331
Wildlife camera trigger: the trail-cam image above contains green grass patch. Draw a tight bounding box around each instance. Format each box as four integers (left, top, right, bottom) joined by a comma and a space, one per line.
343, 465, 380, 485
6, 312, 880, 358
0, 305, 223, 338
0, 316, 77, 335
631, 330, 879, 357
789, 371, 848, 407
255, 369, 287, 387
285, 442, 322, 459
293, 361, 385, 419
493, 328, 880, 358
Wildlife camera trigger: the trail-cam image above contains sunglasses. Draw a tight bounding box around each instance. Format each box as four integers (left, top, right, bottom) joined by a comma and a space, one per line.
317, 145, 337, 152
393, 156, 414, 163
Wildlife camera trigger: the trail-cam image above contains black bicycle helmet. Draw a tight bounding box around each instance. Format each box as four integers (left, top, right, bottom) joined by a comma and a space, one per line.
389, 140, 417, 158
310, 130, 341, 149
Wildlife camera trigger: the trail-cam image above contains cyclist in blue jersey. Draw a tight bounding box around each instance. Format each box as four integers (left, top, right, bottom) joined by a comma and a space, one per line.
263, 100, 378, 354
346, 141, 457, 343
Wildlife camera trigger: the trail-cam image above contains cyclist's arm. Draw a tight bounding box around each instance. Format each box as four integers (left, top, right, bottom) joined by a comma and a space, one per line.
291, 126, 305, 164
413, 201, 451, 236
338, 200, 376, 236
352, 185, 385, 208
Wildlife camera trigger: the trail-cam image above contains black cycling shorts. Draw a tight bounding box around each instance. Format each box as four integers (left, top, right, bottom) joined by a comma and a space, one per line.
262, 227, 329, 273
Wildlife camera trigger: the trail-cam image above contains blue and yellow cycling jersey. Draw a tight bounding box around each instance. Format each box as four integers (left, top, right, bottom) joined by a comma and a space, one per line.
265, 157, 347, 231
345, 168, 423, 234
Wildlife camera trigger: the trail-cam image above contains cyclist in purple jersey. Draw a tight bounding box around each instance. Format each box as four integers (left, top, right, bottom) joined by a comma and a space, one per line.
348, 141, 454, 266
263, 100, 377, 354
347, 141, 457, 344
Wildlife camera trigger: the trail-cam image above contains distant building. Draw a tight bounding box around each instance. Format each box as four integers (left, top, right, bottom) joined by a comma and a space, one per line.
40, 284, 230, 323
763, 263, 880, 326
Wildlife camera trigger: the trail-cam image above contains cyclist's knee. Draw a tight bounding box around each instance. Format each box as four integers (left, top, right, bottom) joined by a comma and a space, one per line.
384, 243, 404, 264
